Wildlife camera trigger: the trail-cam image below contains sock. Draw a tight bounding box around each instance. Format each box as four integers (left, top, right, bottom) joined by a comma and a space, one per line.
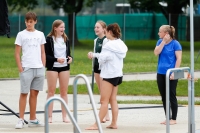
29, 119, 37, 122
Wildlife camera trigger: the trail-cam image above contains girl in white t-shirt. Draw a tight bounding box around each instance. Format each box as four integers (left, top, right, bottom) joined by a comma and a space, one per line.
45, 20, 73, 123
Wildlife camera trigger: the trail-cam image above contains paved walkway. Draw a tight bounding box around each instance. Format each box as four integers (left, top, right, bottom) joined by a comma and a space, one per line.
0, 72, 200, 133
65, 71, 200, 85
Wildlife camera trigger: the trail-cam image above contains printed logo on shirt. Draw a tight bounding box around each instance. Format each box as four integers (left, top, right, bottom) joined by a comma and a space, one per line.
24, 37, 41, 48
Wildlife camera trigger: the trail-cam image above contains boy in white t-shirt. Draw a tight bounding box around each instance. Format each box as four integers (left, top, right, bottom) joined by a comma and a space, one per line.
14, 12, 46, 129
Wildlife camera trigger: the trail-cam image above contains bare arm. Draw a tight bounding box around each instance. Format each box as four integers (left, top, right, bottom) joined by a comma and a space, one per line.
154, 34, 171, 56
175, 50, 182, 68
154, 41, 166, 56
15, 45, 23, 72
170, 50, 182, 80
41, 44, 46, 66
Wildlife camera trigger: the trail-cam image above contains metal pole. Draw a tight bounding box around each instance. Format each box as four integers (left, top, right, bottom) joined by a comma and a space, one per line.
165, 67, 190, 133
95, 0, 97, 22
72, 12, 75, 61
123, 13, 126, 41
73, 78, 78, 133
188, 75, 192, 133
169, 13, 171, 25
189, 0, 195, 132
0, 101, 28, 124
44, 102, 49, 133
196, 50, 200, 62
166, 70, 170, 133
19, 14, 20, 32
91, 59, 95, 92
123, 0, 125, 13
42, 0, 45, 35
123, 0, 125, 41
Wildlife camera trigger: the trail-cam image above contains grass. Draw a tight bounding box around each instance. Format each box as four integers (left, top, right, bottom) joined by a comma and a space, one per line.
1, 37, 200, 102
1, 37, 200, 78
54, 79, 200, 105
54, 79, 200, 97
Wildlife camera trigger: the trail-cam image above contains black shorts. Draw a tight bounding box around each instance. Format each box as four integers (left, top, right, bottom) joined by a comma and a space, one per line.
47, 66, 69, 73
103, 76, 123, 86
94, 65, 101, 74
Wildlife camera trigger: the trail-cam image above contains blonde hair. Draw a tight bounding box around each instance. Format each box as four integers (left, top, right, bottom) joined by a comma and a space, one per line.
161, 25, 175, 39
47, 20, 68, 42
96, 20, 107, 34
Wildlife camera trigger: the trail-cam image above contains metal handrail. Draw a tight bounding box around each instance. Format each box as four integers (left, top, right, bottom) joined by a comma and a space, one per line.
166, 67, 195, 133
44, 97, 82, 133
73, 74, 103, 133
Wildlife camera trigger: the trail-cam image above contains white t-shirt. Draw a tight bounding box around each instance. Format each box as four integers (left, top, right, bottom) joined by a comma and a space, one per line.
15, 29, 46, 68
53, 36, 67, 67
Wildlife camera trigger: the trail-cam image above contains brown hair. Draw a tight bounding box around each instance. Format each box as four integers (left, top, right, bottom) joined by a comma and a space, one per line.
25, 12, 37, 21
47, 20, 68, 42
161, 25, 175, 39
106, 23, 121, 38
96, 20, 107, 34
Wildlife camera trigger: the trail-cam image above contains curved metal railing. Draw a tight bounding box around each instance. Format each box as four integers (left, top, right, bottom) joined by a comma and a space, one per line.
166, 67, 195, 133
73, 74, 103, 133
44, 97, 82, 133
44, 74, 103, 133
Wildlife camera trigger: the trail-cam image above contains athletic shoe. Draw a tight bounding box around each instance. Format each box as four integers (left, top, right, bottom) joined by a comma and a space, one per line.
15, 118, 24, 129
28, 119, 44, 127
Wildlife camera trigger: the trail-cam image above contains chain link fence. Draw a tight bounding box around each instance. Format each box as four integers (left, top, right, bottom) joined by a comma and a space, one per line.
8, 13, 200, 41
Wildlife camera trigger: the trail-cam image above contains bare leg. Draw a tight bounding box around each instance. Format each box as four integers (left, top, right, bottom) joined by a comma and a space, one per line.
59, 71, 70, 123
94, 73, 110, 122
105, 106, 110, 121
160, 120, 166, 124
169, 119, 177, 125
106, 86, 118, 129
162, 119, 177, 125
46, 71, 58, 123
29, 89, 39, 120
102, 107, 110, 122
94, 73, 101, 92
86, 80, 113, 130
85, 123, 98, 130
19, 93, 28, 119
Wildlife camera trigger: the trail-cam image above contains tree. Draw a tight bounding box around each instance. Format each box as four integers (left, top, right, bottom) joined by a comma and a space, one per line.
7, 0, 38, 11
128, 0, 197, 40
7, 0, 108, 44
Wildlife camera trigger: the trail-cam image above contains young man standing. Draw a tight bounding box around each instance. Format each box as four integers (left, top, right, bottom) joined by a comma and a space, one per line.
14, 11, 46, 129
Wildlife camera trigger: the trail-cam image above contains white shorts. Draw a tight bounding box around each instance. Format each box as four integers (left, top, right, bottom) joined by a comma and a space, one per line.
19, 67, 45, 93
